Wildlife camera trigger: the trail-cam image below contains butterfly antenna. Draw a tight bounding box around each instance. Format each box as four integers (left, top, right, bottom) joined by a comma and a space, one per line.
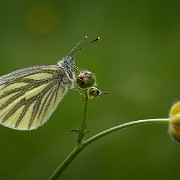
68, 36, 88, 56
74, 65, 83, 72
69, 37, 100, 56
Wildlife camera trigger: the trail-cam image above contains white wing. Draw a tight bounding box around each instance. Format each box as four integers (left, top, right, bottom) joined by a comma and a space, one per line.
0, 65, 69, 130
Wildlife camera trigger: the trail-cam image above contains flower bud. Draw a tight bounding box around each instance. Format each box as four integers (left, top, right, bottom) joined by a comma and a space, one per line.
169, 102, 180, 142
88, 87, 107, 99
76, 71, 96, 89
89, 87, 101, 98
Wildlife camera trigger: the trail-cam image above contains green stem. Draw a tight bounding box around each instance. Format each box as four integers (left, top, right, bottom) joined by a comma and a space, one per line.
48, 146, 83, 180
78, 89, 89, 143
83, 118, 170, 147
49, 117, 170, 179
48, 90, 89, 180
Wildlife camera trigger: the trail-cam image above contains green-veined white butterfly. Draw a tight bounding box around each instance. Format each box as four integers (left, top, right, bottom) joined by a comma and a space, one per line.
0, 36, 99, 130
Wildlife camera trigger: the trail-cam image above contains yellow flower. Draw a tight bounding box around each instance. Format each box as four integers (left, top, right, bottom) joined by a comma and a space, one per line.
169, 102, 180, 142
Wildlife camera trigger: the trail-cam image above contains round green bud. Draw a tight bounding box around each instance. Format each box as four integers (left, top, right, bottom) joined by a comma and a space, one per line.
76, 71, 96, 89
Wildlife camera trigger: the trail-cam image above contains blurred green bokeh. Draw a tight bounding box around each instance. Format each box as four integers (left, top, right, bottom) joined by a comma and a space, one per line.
1, 1, 180, 180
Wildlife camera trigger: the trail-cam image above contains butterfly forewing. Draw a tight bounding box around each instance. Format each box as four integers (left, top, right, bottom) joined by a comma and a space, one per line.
0, 65, 69, 130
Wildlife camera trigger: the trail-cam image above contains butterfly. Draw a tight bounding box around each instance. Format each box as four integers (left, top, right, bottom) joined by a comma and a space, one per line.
0, 36, 99, 130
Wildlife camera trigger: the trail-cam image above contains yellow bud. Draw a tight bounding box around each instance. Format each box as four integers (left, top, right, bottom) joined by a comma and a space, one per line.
169, 102, 180, 142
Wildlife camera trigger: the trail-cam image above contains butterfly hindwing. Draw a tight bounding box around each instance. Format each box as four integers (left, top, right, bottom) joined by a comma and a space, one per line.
0, 65, 68, 130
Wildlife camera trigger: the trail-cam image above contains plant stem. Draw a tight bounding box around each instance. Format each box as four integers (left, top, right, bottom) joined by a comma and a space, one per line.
48, 89, 89, 180
48, 145, 85, 180
83, 118, 170, 147
49, 117, 169, 179
78, 89, 89, 143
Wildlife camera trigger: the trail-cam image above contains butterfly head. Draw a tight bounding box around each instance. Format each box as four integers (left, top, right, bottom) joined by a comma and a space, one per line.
57, 55, 76, 83
58, 55, 75, 69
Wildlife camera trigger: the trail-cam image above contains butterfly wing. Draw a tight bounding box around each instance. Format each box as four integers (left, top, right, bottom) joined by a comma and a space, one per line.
0, 65, 69, 130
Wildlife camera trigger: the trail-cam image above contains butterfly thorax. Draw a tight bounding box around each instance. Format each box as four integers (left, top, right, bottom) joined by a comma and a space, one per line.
57, 56, 76, 89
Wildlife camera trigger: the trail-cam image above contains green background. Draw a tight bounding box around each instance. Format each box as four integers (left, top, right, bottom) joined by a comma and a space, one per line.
0, 0, 180, 179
